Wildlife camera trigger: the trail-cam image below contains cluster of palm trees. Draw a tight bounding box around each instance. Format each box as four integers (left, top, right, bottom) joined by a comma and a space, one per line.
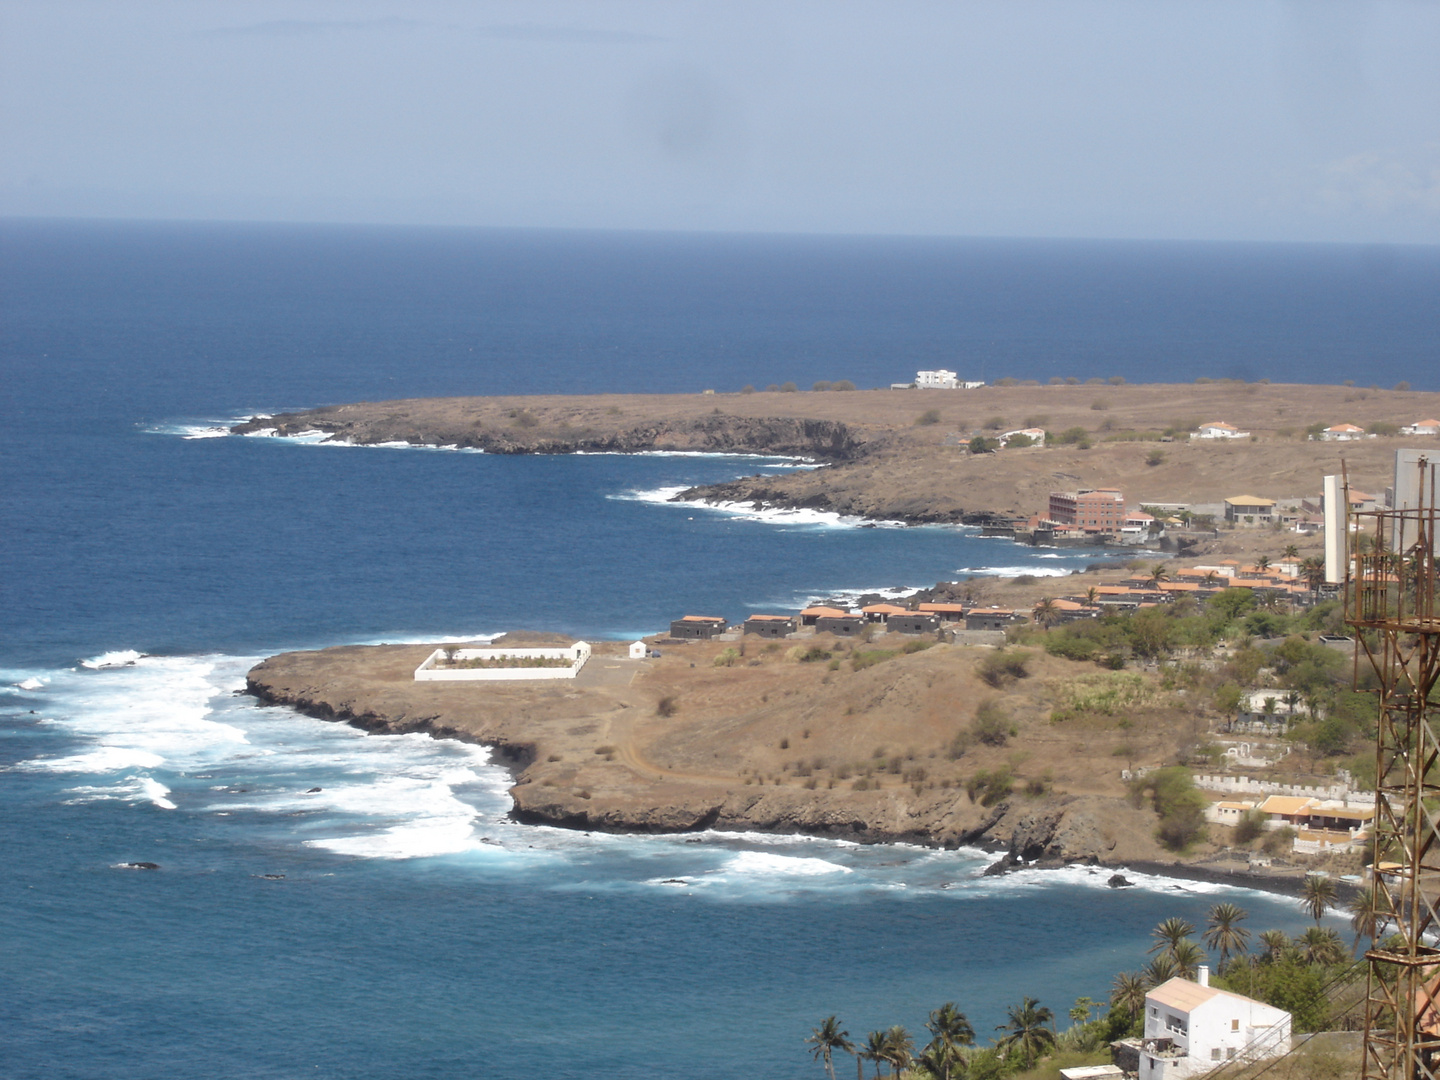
807, 998, 1057, 1080
1110, 886, 1368, 1020
812, 885, 1378, 1079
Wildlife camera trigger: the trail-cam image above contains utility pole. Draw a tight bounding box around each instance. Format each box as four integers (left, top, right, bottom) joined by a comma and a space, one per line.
1350, 455, 1440, 1079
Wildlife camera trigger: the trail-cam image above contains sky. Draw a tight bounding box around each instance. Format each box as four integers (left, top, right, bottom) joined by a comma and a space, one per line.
2, 0, 1438, 243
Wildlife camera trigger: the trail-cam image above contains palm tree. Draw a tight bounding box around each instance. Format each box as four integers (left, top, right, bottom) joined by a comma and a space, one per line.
1203, 902, 1251, 971
916, 1038, 962, 1080
881, 1026, 914, 1077
1068, 997, 1098, 1026
924, 1002, 974, 1071
1033, 596, 1060, 631
859, 1032, 887, 1080
1143, 953, 1179, 988
1170, 939, 1205, 980
1258, 929, 1289, 962
1297, 926, 1347, 967
1303, 874, 1338, 924
1256, 555, 1271, 572
1085, 585, 1099, 606
1283, 544, 1299, 561
1300, 556, 1326, 591
1150, 563, 1170, 585
1111, 972, 1148, 1019
1149, 917, 1196, 955
807, 1017, 854, 1080
994, 997, 1056, 1069
1348, 884, 1391, 954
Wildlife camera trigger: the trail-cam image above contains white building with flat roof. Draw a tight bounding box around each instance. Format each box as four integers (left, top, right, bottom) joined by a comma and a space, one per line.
1138, 971, 1290, 1079
1192, 422, 1250, 440
916, 369, 958, 389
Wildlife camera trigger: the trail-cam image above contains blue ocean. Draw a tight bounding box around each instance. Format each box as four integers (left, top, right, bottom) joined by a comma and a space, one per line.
3, 220, 1436, 1079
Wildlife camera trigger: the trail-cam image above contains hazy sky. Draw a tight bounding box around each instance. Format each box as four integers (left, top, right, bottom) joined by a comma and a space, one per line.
3, 1, 1438, 242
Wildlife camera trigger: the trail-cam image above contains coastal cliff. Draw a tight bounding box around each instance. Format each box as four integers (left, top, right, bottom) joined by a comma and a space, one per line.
243, 636, 1181, 864
232, 402, 868, 461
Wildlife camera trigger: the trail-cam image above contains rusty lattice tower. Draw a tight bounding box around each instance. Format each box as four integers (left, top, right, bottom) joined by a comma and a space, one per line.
1349, 455, 1440, 1079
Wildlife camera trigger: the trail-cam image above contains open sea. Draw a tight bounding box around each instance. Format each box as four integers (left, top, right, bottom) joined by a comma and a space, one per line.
3, 220, 1437, 1079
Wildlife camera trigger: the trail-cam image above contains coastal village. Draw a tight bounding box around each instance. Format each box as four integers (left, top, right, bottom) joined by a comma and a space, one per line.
243, 383, 1440, 1080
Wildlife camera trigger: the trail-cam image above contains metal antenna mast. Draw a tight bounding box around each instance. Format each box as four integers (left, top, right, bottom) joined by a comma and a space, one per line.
1350, 455, 1440, 1080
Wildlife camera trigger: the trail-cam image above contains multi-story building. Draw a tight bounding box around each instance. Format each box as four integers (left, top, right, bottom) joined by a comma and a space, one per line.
1047, 488, 1125, 533
1132, 970, 1291, 1078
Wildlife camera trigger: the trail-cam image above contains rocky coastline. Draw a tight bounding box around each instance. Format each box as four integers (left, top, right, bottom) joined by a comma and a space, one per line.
243, 641, 1327, 900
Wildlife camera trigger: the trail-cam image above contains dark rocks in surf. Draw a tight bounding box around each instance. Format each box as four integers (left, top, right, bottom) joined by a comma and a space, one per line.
1108, 874, 1134, 888
120, 861, 160, 870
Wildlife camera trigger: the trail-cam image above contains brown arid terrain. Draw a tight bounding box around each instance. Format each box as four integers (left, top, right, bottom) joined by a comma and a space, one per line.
232, 380, 1440, 531
246, 629, 1356, 889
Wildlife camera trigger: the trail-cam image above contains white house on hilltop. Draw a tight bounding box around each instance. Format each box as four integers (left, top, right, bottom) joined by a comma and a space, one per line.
1135, 971, 1291, 1078
1402, 418, 1440, 436
1320, 423, 1366, 441
1192, 421, 1250, 440
912, 370, 984, 389
916, 369, 958, 389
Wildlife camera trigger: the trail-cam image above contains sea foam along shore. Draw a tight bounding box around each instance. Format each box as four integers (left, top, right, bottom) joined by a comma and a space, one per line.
612, 484, 914, 529
6, 647, 1342, 906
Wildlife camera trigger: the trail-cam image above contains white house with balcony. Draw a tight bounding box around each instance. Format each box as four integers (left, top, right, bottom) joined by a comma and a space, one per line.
1192, 421, 1250, 440
916, 369, 959, 389
1136, 971, 1290, 1078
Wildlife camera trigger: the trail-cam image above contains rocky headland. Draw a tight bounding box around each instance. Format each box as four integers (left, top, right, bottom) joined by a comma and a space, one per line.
244, 632, 1323, 891
231, 382, 1439, 534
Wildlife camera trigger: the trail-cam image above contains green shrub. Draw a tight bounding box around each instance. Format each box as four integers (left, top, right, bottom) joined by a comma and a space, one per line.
713, 647, 740, 667
915, 409, 942, 426
1234, 809, 1268, 844
967, 766, 1015, 806
832, 379, 856, 391
850, 649, 897, 672
1133, 766, 1209, 851
977, 649, 1031, 687
972, 700, 1011, 746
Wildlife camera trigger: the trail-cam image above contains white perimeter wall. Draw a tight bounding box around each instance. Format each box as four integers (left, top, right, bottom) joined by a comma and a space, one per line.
414, 643, 591, 681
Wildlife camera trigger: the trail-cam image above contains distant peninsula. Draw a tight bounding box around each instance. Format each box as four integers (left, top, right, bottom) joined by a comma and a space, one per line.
231, 381, 1439, 532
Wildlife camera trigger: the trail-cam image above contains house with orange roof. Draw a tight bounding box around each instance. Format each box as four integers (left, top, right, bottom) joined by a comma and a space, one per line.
1134, 972, 1291, 1077
669, 615, 728, 640
861, 603, 909, 623
742, 614, 796, 638
965, 607, 1021, 631
1319, 422, 1365, 441
1402, 418, 1440, 436
1192, 421, 1250, 440
887, 612, 941, 635
799, 606, 847, 626
815, 613, 865, 636
917, 602, 967, 622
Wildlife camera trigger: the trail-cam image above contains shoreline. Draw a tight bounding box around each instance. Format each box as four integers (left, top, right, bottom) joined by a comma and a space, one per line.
243, 647, 1350, 905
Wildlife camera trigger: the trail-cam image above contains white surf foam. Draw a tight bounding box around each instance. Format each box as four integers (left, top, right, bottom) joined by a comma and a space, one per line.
721, 851, 853, 877
17, 677, 46, 691
63, 775, 175, 809
954, 565, 1073, 578
610, 487, 907, 529
80, 649, 145, 669
576, 450, 813, 463
24, 746, 166, 773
